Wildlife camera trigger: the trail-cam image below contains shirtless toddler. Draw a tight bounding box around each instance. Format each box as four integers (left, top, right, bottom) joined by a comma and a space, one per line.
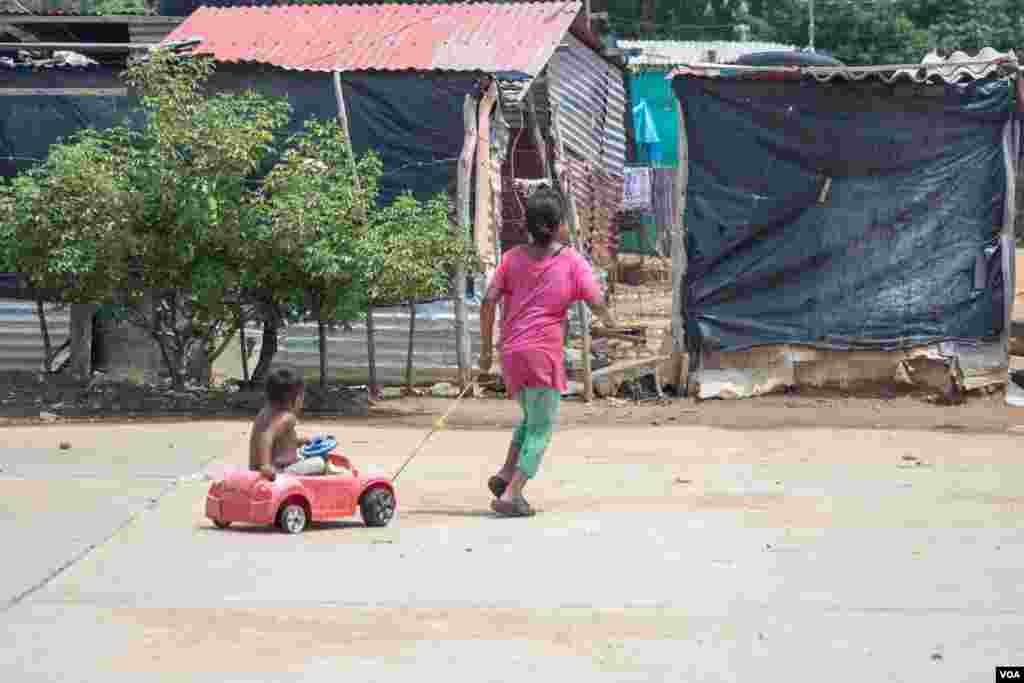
249, 368, 328, 480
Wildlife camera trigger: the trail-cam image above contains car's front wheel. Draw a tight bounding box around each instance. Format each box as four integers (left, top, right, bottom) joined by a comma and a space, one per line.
277, 502, 308, 534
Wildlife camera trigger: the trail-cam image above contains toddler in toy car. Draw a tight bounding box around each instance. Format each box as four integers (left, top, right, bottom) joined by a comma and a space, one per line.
249, 367, 345, 480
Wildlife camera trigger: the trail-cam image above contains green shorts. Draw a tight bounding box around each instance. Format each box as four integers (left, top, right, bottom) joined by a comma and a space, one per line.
510, 387, 561, 479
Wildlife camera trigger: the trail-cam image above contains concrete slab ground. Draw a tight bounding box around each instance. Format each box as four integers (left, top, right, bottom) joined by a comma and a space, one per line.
1, 421, 1023, 681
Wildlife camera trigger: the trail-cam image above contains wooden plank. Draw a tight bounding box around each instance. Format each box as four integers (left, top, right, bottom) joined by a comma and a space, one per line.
592, 328, 646, 344
591, 355, 672, 379
0, 88, 127, 96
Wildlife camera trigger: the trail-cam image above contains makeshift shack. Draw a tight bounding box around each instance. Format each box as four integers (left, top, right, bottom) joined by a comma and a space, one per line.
668, 49, 1023, 399
163, 1, 629, 394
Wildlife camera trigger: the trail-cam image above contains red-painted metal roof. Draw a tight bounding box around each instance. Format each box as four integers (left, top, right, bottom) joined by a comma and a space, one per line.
163, 2, 582, 74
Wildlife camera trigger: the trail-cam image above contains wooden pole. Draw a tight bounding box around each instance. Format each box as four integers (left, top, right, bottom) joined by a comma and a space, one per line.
336, 70, 379, 396
366, 305, 378, 398
475, 80, 499, 268
549, 103, 594, 402
406, 302, 417, 392
333, 71, 360, 192
454, 94, 479, 389
672, 95, 690, 394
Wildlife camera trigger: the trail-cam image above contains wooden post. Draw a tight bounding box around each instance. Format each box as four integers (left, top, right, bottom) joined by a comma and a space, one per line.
336, 70, 379, 395
333, 71, 360, 190
366, 305, 378, 398
672, 96, 690, 393
455, 94, 479, 388
549, 103, 594, 402
406, 302, 417, 392
475, 80, 499, 268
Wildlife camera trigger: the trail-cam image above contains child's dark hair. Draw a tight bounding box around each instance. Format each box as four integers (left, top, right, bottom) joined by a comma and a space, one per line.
265, 367, 305, 406
525, 187, 565, 247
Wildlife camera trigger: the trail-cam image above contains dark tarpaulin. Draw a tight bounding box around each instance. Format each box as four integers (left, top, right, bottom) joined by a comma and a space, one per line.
0, 66, 140, 179
673, 76, 1014, 354
210, 66, 481, 206
339, 72, 482, 205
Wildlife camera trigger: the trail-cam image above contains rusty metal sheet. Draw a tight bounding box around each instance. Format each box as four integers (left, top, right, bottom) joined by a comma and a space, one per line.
163, 2, 581, 75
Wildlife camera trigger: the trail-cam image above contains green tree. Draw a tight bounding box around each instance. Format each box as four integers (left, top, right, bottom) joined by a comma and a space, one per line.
360, 192, 477, 390
253, 119, 382, 386
0, 130, 130, 305
2, 50, 292, 389
107, 50, 291, 389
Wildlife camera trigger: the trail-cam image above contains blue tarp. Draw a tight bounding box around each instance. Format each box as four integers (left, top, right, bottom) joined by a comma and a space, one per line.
673, 76, 1014, 353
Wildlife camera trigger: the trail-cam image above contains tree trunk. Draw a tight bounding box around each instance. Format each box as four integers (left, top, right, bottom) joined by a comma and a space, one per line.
69, 303, 97, 380
366, 303, 379, 399
36, 298, 52, 371
314, 290, 328, 388
252, 301, 280, 385
237, 303, 250, 384
405, 302, 416, 392
318, 314, 328, 388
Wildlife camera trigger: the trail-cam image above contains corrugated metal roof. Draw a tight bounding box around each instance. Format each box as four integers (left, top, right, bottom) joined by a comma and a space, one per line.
670, 47, 1019, 84
618, 39, 796, 68
162, 2, 582, 75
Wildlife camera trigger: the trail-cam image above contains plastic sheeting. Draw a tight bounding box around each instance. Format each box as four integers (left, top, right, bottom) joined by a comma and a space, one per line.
0, 65, 140, 179
208, 66, 482, 206
338, 72, 482, 205
674, 76, 1015, 353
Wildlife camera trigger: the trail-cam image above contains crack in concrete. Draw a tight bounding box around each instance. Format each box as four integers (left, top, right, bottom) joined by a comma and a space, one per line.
1, 453, 224, 615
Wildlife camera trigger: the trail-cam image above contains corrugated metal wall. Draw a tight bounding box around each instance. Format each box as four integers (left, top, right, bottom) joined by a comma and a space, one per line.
546, 33, 628, 264
0, 299, 70, 373
248, 300, 483, 386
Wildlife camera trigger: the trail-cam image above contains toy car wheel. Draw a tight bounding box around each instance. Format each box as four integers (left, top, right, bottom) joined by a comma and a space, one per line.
213, 519, 232, 529
360, 487, 396, 527
278, 502, 308, 534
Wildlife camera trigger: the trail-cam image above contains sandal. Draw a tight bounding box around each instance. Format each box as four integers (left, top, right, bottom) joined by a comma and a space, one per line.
488, 475, 509, 499
491, 497, 535, 518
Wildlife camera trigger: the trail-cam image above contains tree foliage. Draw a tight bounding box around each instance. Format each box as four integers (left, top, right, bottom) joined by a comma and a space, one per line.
2, 49, 481, 390
254, 120, 382, 326
361, 193, 477, 307
1, 50, 291, 388
0, 130, 130, 303
109, 50, 291, 388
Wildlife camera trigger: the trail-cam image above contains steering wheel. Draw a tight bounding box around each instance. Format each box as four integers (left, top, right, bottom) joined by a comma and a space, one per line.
301, 434, 337, 458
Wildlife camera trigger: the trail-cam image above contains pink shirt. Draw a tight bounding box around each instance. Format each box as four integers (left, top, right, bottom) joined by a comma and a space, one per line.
491, 245, 602, 397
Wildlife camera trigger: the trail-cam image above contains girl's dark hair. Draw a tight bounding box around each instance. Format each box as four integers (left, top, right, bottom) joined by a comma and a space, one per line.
266, 367, 305, 406
525, 187, 564, 247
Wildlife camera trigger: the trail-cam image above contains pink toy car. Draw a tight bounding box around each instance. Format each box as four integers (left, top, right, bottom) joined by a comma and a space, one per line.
205, 436, 396, 534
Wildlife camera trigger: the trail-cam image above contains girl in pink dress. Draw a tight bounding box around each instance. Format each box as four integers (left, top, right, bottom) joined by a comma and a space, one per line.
478, 187, 616, 517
